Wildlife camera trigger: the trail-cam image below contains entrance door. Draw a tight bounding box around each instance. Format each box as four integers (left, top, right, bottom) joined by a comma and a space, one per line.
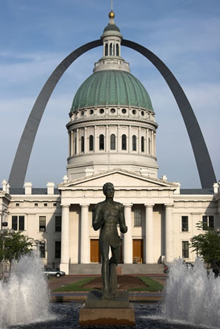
133, 239, 143, 263
90, 239, 101, 263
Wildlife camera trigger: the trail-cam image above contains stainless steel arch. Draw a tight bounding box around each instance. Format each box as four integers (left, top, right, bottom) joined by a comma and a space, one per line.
121, 39, 216, 188
9, 40, 102, 188
9, 39, 216, 188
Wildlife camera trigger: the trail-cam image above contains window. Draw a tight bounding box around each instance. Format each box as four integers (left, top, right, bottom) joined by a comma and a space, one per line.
39, 242, 45, 258
182, 216, 188, 232
132, 135, 137, 151
89, 135, 94, 151
39, 216, 46, 232
202, 215, 214, 230
105, 43, 108, 56
55, 216, 61, 232
182, 241, 189, 258
141, 136, 144, 152
134, 209, 142, 227
99, 134, 104, 150
81, 136, 84, 153
12, 216, 25, 231
122, 134, 127, 150
55, 241, 61, 259
110, 134, 116, 150
116, 44, 119, 56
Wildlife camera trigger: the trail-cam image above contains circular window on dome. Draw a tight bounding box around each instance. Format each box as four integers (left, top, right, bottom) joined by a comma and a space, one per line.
81, 111, 84, 116
100, 109, 105, 114
122, 109, 127, 114
110, 108, 116, 114
132, 110, 136, 115
141, 110, 145, 116
90, 109, 94, 115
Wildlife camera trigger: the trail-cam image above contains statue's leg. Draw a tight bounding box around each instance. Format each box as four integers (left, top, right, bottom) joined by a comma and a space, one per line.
109, 246, 120, 298
100, 242, 110, 299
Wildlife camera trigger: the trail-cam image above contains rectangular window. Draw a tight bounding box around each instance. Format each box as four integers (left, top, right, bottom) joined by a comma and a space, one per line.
202, 215, 214, 230
12, 216, 25, 231
39, 243, 45, 258
134, 209, 142, 227
55, 216, 61, 232
182, 241, 189, 258
19, 216, 24, 231
39, 216, 46, 232
182, 216, 188, 231
12, 216, 18, 231
55, 241, 61, 259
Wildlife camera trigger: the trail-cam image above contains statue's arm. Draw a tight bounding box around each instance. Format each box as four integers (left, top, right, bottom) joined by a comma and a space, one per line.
92, 204, 103, 231
118, 204, 128, 234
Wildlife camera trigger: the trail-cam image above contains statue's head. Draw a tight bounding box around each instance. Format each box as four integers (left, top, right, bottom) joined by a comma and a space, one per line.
103, 182, 114, 197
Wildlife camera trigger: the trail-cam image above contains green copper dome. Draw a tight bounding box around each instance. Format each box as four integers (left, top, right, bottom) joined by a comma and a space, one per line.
70, 70, 153, 112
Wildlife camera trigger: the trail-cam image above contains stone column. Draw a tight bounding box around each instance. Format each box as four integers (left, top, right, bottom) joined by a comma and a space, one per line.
60, 204, 70, 274
94, 126, 98, 152
70, 131, 74, 156
138, 127, 141, 154
106, 125, 109, 152
117, 125, 120, 151
144, 204, 154, 264
84, 127, 87, 153
123, 204, 133, 264
80, 204, 90, 264
165, 204, 174, 262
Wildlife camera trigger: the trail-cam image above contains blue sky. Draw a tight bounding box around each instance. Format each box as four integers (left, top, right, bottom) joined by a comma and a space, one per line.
0, 0, 219, 188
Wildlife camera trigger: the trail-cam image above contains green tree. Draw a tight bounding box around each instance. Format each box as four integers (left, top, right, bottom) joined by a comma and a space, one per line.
190, 221, 220, 265
0, 231, 32, 264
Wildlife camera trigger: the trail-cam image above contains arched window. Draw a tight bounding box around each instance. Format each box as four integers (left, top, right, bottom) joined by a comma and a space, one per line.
122, 134, 127, 150
116, 44, 119, 56
132, 135, 137, 151
105, 43, 108, 56
110, 134, 116, 150
89, 135, 94, 151
81, 136, 84, 153
141, 136, 145, 152
99, 134, 105, 150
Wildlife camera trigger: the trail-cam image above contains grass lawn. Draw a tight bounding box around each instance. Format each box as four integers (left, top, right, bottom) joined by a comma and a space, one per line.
53, 276, 164, 293
53, 277, 96, 292
128, 276, 164, 292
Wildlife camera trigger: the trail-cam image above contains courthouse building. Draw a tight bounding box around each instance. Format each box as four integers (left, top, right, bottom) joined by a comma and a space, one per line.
1, 11, 220, 274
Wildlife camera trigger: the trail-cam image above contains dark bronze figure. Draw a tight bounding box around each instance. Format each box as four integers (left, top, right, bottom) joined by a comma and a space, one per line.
92, 182, 128, 300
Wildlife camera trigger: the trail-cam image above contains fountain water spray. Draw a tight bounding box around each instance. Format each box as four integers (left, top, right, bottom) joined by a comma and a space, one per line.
0, 254, 55, 327
162, 258, 220, 328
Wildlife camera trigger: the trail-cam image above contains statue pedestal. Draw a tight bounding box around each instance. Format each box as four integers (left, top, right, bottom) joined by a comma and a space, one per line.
79, 290, 135, 326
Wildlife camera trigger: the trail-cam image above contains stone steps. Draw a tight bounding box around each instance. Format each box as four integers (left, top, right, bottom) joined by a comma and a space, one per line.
69, 263, 164, 275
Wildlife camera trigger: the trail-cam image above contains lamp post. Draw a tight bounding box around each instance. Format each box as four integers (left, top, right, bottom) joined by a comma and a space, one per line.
30, 239, 45, 258
0, 228, 15, 281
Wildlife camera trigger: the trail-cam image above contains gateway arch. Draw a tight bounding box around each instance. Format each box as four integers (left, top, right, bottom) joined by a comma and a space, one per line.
8, 39, 216, 189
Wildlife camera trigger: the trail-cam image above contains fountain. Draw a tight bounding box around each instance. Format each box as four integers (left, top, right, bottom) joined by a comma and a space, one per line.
0, 254, 55, 328
1, 255, 220, 328
161, 258, 220, 328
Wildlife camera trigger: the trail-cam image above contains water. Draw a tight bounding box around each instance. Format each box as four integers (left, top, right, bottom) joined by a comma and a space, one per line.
162, 258, 220, 328
1, 256, 220, 328
0, 255, 55, 328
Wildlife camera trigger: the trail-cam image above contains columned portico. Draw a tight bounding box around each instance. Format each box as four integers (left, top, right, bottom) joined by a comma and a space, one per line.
80, 204, 90, 263
123, 204, 132, 264
144, 204, 154, 264
60, 204, 70, 274
165, 204, 174, 262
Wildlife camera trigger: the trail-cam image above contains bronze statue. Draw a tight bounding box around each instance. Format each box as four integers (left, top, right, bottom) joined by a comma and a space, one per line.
92, 182, 128, 300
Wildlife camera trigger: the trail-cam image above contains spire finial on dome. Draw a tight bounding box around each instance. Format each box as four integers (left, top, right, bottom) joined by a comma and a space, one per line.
109, 0, 115, 19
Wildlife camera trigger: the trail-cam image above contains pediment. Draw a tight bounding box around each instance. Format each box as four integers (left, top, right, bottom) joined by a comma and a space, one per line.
59, 170, 177, 191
